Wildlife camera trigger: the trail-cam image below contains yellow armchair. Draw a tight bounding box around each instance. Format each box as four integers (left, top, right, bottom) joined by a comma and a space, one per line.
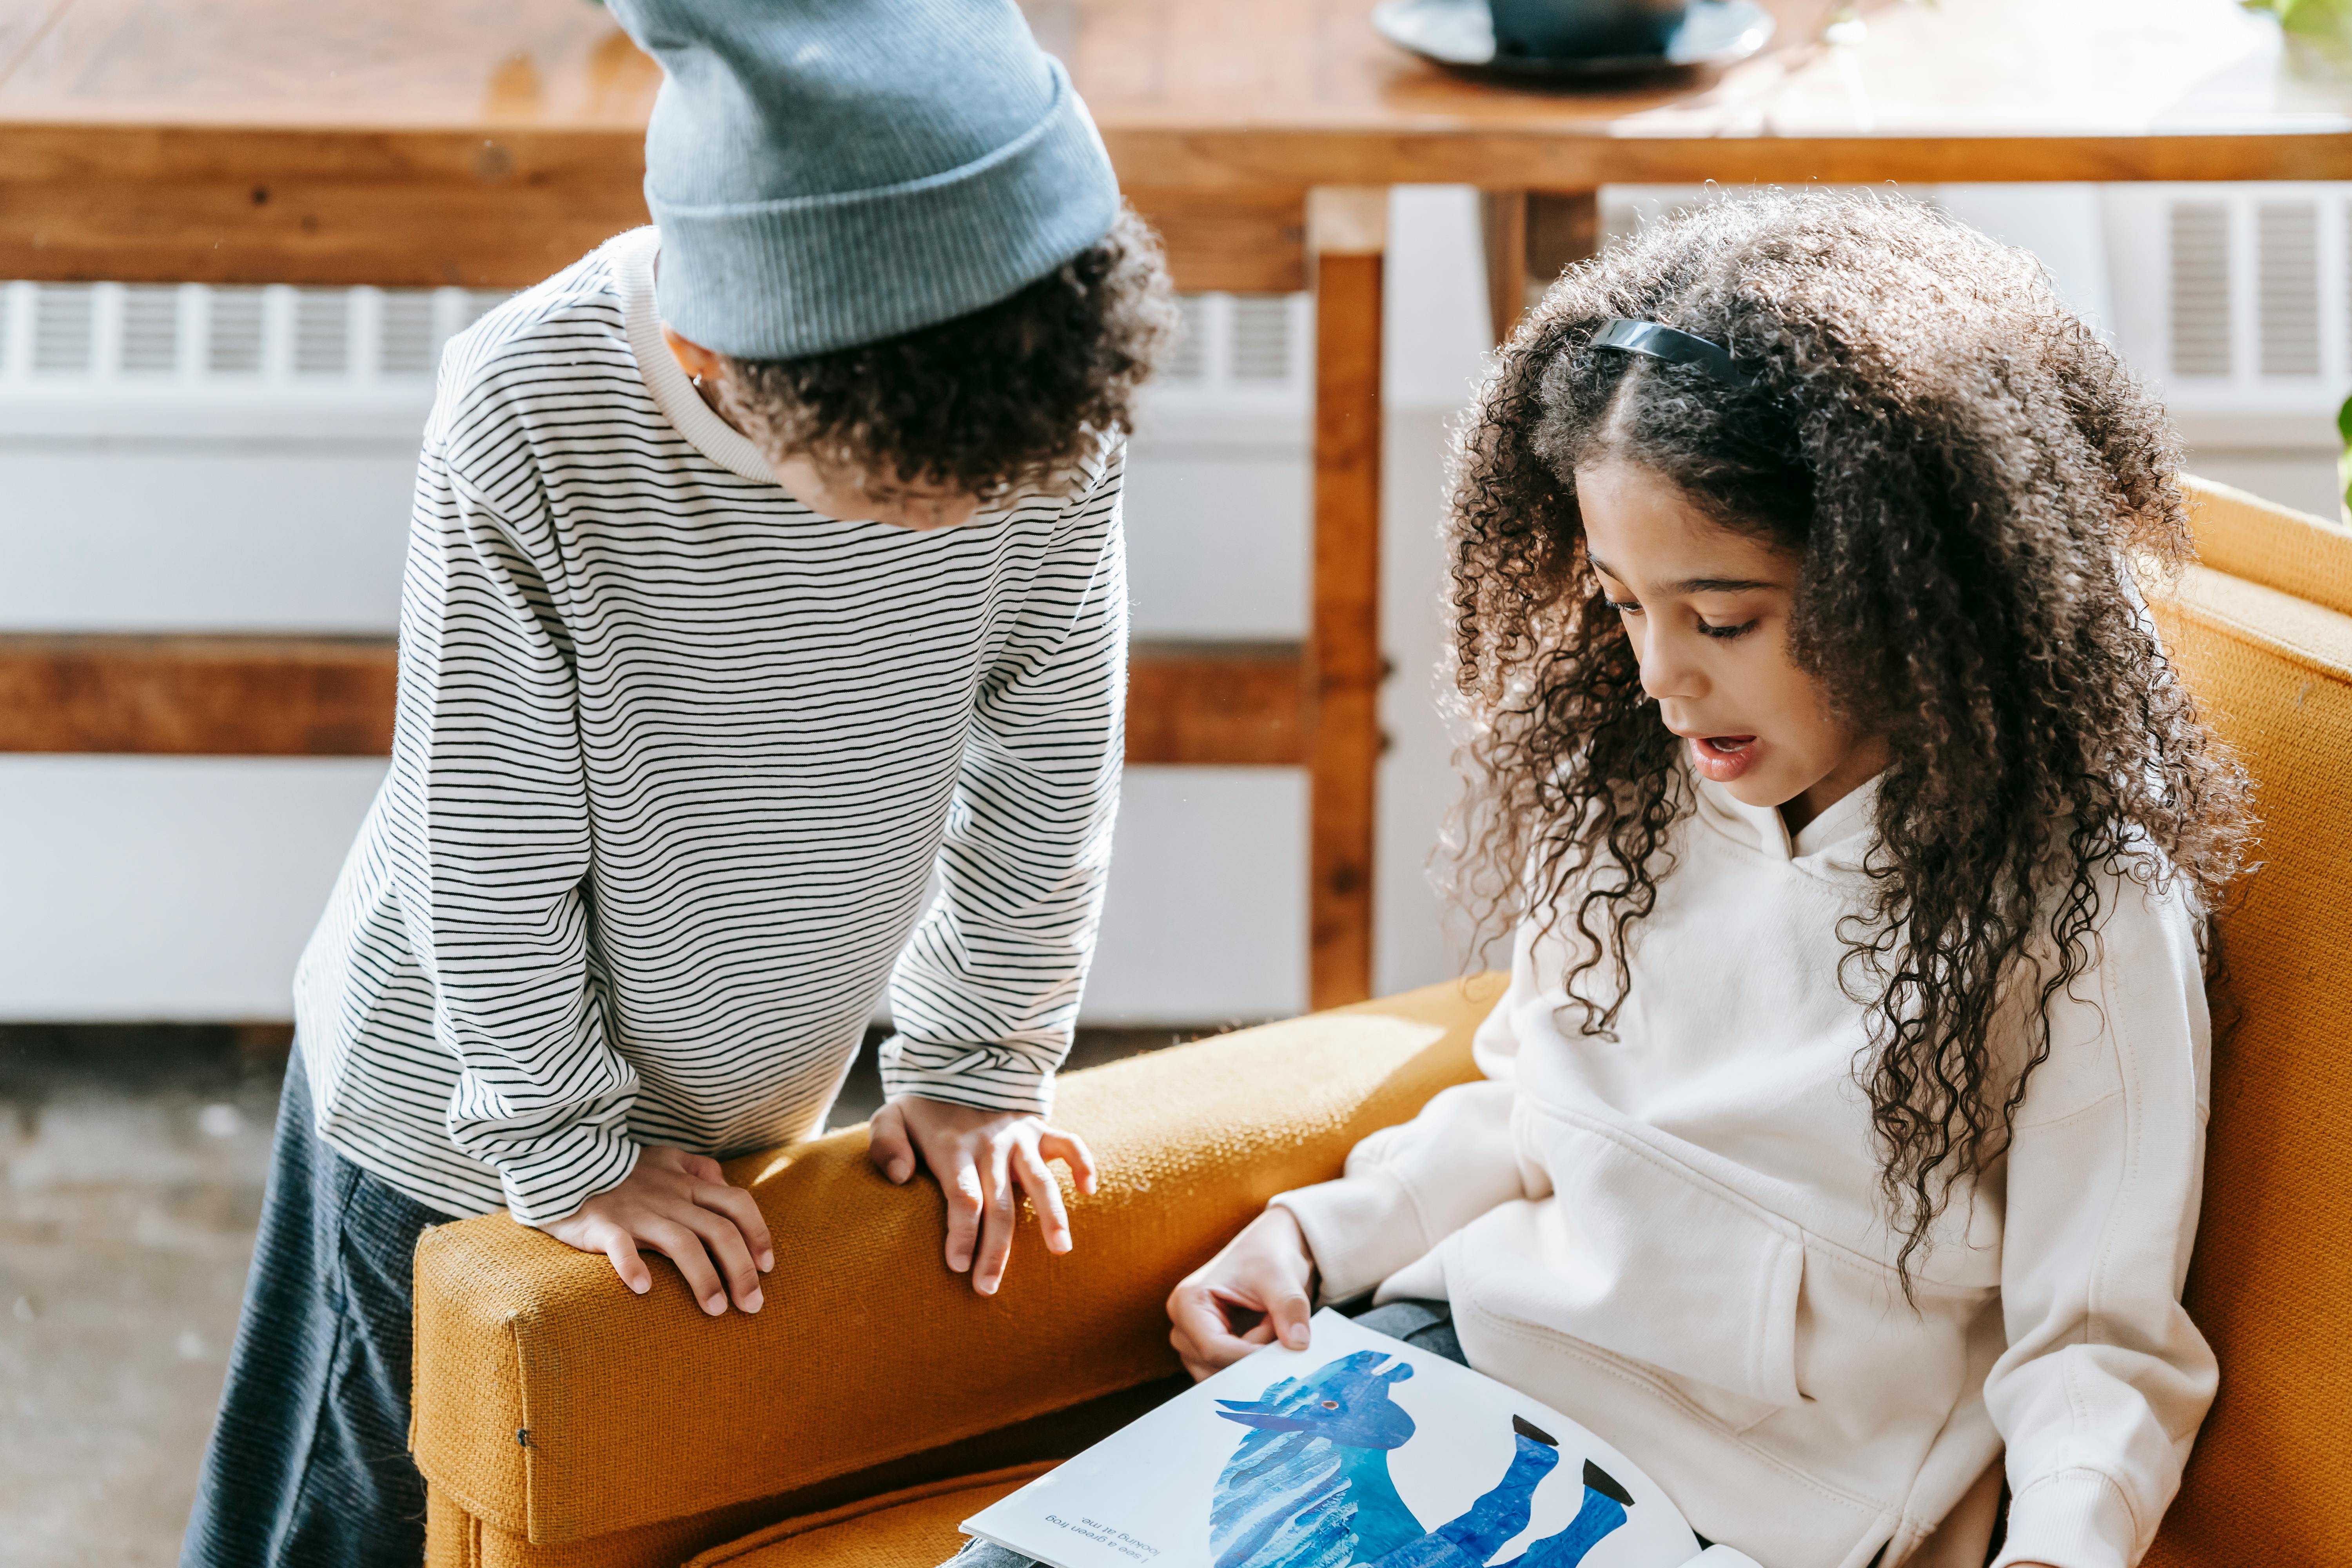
415, 477, 2352, 1568
414, 975, 1505, 1568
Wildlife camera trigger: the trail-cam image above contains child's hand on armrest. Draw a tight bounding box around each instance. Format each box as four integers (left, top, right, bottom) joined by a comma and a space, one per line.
1166, 1207, 1319, 1380
867, 1096, 1100, 1297
537, 1143, 774, 1317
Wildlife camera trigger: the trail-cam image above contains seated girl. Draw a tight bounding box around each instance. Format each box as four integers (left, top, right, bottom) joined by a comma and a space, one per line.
1157, 192, 2242, 1568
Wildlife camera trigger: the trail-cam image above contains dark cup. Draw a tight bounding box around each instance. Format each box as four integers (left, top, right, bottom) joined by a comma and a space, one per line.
1487, 0, 1690, 58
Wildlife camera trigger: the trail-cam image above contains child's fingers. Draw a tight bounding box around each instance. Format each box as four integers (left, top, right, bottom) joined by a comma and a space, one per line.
941, 1149, 985, 1274
867, 1103, 916, 1185
1013, 1140, 1071, 1254
1264, 1283, 1314, 1351
970, 1138, 1019, 1295
603, 1228, 652, 1296
671, 1201, 765, 1314
694, 1179, 775, 1274
1171, 1327, 1224, 1383
1038, 1127, 1099, 1195
639, 1216, 731, 1317
1168, 1281, 1252, 1366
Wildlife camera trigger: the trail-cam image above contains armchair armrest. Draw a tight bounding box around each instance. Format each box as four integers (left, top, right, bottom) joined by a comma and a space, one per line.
411, 975, 1503, 1550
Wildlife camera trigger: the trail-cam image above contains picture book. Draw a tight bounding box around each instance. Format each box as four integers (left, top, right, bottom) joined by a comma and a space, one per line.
963, 1309, 1762, 1568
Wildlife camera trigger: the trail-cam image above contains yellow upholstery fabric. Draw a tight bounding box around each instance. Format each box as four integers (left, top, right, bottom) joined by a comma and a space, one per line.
2176, 476, 2352, 617
425, 1478, 875, 1568
414, 976, 1502, 1557
681, 1466, 1051, 1568
2139, 480, 2352, 1566
424, 1468, 1053, 1568
418, 1387, 1183, 1568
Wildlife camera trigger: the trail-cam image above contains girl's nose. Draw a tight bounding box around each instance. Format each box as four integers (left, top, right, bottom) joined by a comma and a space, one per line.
1636, 633, 1706, 704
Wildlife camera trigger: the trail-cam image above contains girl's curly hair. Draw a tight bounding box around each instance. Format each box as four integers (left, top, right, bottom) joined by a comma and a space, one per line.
1445, 190, 2251, 1293
712, 205, 1178, 503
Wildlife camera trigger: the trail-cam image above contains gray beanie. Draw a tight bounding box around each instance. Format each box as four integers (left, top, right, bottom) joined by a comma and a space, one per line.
606, 0, 1122, 359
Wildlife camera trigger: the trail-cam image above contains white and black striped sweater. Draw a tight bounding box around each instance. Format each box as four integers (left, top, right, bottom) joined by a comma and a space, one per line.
294, 227, 1126, 1225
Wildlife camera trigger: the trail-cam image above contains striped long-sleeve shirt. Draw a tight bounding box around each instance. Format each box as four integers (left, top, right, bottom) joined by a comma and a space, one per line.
293, 227, 1126, 1224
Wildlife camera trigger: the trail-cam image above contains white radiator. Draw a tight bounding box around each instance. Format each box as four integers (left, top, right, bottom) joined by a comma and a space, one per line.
0, 283, 1318, 1021
0, 280, 1309, 441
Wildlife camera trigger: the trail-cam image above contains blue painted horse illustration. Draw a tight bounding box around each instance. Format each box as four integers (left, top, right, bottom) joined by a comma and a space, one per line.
1492, 1461, 1636, 1568
1209, 1356, 1638, 1568
1209, 1350, 1425, 1568
1358, 1415, 1562, 1568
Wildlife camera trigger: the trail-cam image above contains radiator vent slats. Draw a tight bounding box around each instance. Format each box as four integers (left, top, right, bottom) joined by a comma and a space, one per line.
2256, 201, 2321, 377
0, 284, 512, 387
2169, 201, 2233, 378
1109, 292, 1307, 394
33, 284, 94, 375
207, 288, 267, 375
378, 291, 438, 377
1229, 296, 1295, 381
1, 282, 1299, 398
119, 286, 180, 374
292, 289, 350, 376
1164, 296, 1209, 381
2163, 191, 2352, 391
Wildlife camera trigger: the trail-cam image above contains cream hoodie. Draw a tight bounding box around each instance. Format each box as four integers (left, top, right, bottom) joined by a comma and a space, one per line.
1274, 774, 2214, 1568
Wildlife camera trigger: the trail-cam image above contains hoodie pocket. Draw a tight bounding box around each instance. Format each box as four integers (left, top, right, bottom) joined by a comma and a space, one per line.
1473, 1106, 1806, 1432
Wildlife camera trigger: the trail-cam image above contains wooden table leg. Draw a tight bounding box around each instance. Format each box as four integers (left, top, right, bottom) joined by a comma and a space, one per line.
1479, 190, 1600, 344
1480, 189, 1530, 348
1306, 186, 1387, 1009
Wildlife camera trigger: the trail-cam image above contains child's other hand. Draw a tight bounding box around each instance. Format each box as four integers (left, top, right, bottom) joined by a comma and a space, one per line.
1166, 1206, 1318, 1381
867, 1096, 1100, 1296
537, 1144, 774, 1316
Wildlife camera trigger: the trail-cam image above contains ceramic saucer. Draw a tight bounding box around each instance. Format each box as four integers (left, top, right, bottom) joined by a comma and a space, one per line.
1372, 0, 1775, 80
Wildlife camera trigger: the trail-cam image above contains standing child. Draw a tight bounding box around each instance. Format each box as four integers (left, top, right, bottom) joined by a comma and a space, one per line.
1147, 193, 2245, 1568
184, 2, 1172, 1564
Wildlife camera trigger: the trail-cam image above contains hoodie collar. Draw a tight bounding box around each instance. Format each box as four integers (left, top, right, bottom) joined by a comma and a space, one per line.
1691, 766, 1882, 872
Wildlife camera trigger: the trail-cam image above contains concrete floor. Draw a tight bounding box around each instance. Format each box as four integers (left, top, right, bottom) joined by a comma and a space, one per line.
0, 1022, 1193, 1568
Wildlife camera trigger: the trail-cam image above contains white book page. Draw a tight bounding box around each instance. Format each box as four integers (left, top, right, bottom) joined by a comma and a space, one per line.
964, 1310, 1734, 1568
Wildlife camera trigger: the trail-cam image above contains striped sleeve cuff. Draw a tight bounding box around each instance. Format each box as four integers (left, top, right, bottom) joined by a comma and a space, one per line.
877, 1035, 1056, 1117
494, 1125, 642, 1228
1991, 1469, 2140, 1568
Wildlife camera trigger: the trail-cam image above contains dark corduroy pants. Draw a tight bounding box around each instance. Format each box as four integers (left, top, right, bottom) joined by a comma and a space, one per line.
181, 1044, 449, 1568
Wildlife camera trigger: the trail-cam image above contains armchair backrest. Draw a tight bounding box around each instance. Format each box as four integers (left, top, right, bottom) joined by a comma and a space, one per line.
2143, 479, 2352, 1566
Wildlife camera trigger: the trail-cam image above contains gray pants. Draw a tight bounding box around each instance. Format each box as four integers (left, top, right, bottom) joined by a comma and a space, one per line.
181, 1045, 447, 1568
948, 1300, 1465, 1568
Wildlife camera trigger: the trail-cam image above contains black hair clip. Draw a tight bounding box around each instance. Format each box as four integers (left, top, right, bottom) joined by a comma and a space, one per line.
1590, 318, 1753, 389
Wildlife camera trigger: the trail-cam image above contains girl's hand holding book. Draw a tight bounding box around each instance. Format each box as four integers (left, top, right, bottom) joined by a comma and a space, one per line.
867, 1096, 1100, 1296
1166, 1206, 1319, 1380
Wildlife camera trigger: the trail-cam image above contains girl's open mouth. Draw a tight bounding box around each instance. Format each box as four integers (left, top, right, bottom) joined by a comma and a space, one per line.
1688, 733, 1760, 782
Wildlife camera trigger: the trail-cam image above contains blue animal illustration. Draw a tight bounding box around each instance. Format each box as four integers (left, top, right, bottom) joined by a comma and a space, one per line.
1209, 1350, 1640, 1568
1361, 1415, 1563, 1568
1492, 1461, 1636, 1568
1209, 1350, 1423, 1568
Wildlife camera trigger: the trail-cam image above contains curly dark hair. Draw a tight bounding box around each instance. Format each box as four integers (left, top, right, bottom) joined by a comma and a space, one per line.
1445, 190, 2252, 1293
710, 205, 1178, 502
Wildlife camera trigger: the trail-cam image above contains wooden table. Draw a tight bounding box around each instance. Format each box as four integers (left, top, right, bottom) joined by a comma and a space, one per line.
4, 0, 2349, 1005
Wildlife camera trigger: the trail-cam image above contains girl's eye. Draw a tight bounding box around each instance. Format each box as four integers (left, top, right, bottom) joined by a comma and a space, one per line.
1697, 619, 1758, 641
1605, 598, 1641, 615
